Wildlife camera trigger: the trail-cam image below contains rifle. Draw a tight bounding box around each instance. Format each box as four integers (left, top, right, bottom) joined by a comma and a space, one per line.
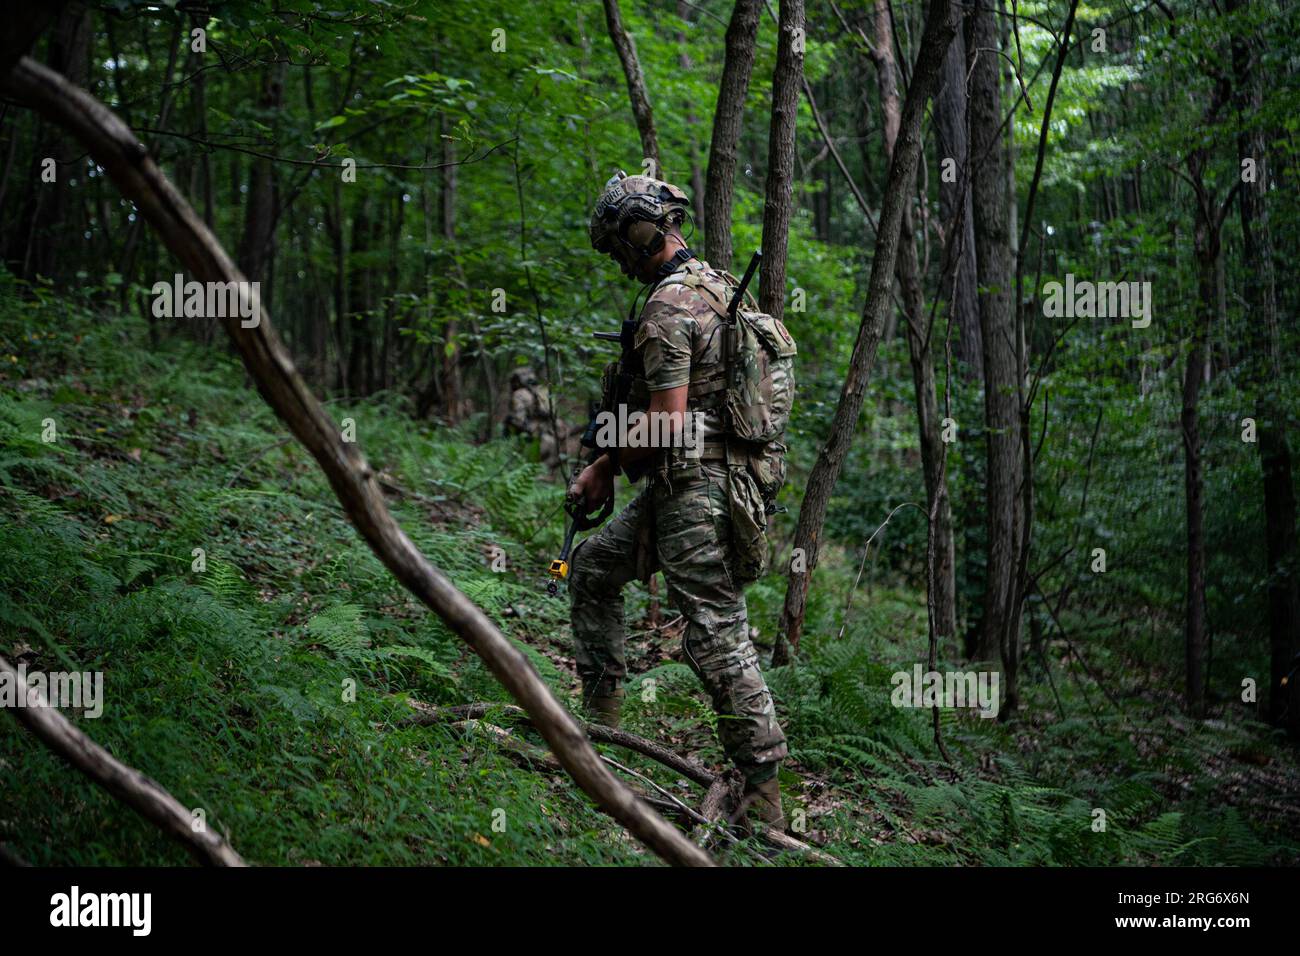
546, 402, 613, 596
545, 296, 643, 596
723, 250, 762, 394
592, 314, 644, 480
545, 305, 644, 596
728, 249, 762, 319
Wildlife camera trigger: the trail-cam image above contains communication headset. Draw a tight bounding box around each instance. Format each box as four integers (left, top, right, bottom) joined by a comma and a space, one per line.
592, 172, 690, 274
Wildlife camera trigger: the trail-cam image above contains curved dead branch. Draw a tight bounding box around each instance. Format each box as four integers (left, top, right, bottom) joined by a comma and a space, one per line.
404, 699, 716, 787
0, 55, 711, 869
413, 698, 843, 864
0, 654, 246, 866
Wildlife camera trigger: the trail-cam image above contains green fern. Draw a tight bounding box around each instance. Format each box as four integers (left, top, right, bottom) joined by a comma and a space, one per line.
305, 603, 371, 656
199, 558, 252, 603
377, 645, 456, 683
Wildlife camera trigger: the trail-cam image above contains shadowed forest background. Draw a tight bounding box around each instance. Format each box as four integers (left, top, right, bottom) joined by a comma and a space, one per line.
1, 0, 1298, 866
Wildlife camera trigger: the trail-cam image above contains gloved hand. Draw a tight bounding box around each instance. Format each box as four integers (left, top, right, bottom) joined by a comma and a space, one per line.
569, 455, 614, 518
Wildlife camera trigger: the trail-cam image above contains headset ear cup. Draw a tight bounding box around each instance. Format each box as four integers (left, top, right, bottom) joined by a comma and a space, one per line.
625, 219, 663, 255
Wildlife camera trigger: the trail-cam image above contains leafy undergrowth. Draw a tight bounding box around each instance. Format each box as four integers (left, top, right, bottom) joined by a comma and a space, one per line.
1, 275, 1296, 866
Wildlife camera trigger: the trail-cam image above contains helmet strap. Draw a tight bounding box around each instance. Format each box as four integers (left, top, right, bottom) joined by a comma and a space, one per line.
654, 246, 693, 280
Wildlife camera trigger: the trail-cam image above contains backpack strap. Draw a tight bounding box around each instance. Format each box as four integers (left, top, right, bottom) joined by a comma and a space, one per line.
648, 264, 731, 408
656, 262, 734, 320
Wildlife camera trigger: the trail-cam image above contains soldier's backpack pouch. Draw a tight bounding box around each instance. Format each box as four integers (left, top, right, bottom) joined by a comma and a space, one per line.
723, 309, 797, 446
726, 465, 769, 585
748, 439, 788, 505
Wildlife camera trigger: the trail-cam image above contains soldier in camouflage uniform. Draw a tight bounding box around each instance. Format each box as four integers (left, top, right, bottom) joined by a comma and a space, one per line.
504, 366, 564, 471
567, 172, 788, 828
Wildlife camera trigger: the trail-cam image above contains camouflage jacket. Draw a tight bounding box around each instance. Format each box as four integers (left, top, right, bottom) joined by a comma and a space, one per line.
633, 257, 731, 436
505, 383, 550, 434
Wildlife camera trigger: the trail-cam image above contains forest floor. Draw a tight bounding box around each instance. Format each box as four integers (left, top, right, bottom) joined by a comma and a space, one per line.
2, 280, 1297, 866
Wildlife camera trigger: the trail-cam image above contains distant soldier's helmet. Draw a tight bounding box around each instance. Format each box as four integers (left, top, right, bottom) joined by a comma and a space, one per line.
589, 171, 690, 261
510, 366, 537, 389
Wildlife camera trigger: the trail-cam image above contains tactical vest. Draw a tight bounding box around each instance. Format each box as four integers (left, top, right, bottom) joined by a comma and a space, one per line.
636, 259, 798, 506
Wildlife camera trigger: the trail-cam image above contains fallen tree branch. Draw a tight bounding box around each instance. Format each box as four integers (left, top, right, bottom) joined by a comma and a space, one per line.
757, 824, 845, 866
692, 773, 737, 846
223, 436, 291, 488
404, 699, 716, 788
447, 720, 702, 828
691, 768, 842, 864
637, 793, 700, 824
699, 774, 733, 822
374, 474, 455, 517
0, 55, 711, 869
0, 654, 246, 866
451, 720, 562, 774
423, 699, 842, 864
567, 721, 718, 787
599, 754, 710, 828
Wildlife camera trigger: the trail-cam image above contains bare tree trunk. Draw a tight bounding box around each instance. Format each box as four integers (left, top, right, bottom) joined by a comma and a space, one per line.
237, 61, 286, 287
0, 111, 21, 226
934, 22, 981, 379
1183, 213, 1214, 716
967, 1, 1021, 667
601, 0, 660, 176
704, 0, 761, 272
1002, 0, 1080, 716
416, 113, 441, 418
870, 0, 957, 648
1228, 0, 1293, 699
440, 107, 463, 422
191, 26, 213, 229
11, 1, 88, 281
326, 176, 349, 395
118, 16, 183, 313
1, 54, 713, 868
776, 0, 960, 660
380, 193, 403, 392
1182, 72, 1232, 717
1230, 0, 1300, 736
935, 11, 986, 652
758, 0, 805, 320
347, 197, 372, 396
677, 1, 706, 229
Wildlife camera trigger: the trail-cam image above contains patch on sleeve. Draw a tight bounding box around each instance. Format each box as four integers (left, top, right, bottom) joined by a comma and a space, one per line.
634, 318, 660, 350
637, 300, 694, 390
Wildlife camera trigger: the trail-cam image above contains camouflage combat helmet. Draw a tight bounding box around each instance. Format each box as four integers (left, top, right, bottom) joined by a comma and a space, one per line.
589, 171, 691, 262
510, 366, 538, 390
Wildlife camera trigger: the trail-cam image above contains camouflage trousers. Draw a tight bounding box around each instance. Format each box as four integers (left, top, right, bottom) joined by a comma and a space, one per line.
568, 462, 788, 781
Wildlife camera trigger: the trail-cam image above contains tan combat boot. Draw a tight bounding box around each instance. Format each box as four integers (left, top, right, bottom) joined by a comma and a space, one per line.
580, 680, 623, 729
739, 774, 785, 832
585, 694, 623, 728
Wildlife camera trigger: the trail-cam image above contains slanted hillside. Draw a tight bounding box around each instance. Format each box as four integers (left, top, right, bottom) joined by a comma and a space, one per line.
2, 276, 1295, 866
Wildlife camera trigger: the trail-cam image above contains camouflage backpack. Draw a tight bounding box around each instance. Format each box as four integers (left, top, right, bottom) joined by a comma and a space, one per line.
658, 264, 798, 505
